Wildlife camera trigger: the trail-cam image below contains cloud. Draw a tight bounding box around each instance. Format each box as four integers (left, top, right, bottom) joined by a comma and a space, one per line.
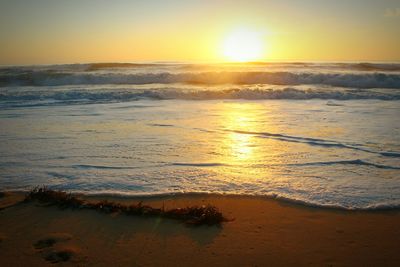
384, 8, 400, 17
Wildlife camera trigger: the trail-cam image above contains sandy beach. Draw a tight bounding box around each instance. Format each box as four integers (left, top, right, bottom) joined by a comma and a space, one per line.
1, 192, 399, 266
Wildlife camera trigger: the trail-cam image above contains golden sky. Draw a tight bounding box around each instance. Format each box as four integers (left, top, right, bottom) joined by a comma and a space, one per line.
0, 0, 399, 64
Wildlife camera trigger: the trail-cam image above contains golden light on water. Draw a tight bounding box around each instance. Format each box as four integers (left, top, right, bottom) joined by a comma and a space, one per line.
228, 132, 253, 161
220, 103, 258, 161
212, 102, 292, 183
216, 102, 286, 164
221, 28, 265, 62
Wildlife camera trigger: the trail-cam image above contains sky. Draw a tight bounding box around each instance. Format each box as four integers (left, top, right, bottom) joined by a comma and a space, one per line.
0, 0, 399, 64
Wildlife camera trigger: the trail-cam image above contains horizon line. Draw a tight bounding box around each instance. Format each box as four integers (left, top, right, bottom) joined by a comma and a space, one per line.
1, 59, 400, 67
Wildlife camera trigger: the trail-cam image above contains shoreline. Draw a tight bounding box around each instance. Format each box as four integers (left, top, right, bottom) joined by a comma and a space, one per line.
1, 191, 400, 266
4, 189, 400, 212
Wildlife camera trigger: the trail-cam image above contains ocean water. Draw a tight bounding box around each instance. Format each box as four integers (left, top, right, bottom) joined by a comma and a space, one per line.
0, 62, 399, 209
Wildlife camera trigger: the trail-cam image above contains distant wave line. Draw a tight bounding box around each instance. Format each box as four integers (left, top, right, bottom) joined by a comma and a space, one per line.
2, 70, 400, 88
1, 87, 400, 109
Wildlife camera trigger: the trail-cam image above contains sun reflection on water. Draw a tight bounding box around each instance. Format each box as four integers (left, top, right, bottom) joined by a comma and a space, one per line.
218, 102, 265, 163
228, 132, 253, 160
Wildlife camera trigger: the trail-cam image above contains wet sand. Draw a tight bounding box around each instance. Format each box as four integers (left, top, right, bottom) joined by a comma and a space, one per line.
0, 192, 399, 266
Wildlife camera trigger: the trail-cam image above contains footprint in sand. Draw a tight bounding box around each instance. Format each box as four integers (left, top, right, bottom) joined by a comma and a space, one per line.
0, 233, 6, 243
33, 233, 72, 249
34, 238, 57, 249
34, 233, 83, 263
44, 246, 80, 264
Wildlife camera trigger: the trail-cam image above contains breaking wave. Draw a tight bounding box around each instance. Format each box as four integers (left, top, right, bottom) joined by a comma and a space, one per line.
1, 70, 400, 89
0, 87, 399, 108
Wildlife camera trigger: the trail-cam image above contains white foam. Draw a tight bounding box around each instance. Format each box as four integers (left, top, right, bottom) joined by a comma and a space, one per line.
1, 70, 400, 88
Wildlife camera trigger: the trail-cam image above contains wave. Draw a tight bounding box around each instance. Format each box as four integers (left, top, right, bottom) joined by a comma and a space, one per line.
344, 63, 400, 72
228, 129, 400, 158
1, 70, 400, 88
171, 159, 399, 170
290, 159, 400, 170
380, 152, 400, 157
148, 123, 175, 127
72, 164, 141, 170
8, 187, 400, 211
171, 162, 229, 167
1, 87, 399, 108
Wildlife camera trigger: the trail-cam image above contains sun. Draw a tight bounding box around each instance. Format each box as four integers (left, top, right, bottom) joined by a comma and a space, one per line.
222, 28, 264, 62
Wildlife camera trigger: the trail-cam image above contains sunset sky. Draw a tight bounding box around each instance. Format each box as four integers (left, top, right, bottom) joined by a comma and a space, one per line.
1, 0, 399, 65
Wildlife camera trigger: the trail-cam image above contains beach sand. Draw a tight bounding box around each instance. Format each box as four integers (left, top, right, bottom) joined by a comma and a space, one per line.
0, 192, 399, 266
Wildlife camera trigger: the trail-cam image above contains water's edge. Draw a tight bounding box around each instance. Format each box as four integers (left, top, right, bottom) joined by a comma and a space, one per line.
5, 188, 400, 211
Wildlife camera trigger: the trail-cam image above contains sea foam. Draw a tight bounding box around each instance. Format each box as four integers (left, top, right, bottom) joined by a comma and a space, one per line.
1, 69, 400, 88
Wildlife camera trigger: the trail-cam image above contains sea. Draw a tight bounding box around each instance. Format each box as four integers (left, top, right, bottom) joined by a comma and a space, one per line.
0, 62, 399, 209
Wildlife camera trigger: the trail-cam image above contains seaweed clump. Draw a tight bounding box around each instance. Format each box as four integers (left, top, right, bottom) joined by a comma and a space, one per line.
165, 205, 225, 225
25, 186, 83, 208
24, 186, 228, 226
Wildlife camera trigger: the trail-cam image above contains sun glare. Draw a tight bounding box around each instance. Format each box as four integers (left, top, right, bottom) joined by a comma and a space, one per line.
222, 28, 264, 62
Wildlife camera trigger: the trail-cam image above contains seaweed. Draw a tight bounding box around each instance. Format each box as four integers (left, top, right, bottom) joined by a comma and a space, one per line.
24, 186, 228, 226
164, 205, 225, 225
24, 186, 83, 208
